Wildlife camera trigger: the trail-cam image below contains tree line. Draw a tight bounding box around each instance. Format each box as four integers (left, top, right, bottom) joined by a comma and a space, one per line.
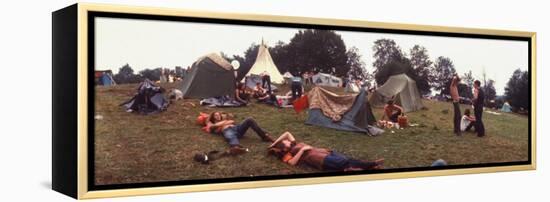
108, 29, 529, 112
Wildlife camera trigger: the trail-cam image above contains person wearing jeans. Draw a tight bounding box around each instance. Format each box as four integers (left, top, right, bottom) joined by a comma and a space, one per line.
268, 132, 384, 171
473, 80, 485, 137
207, 112, 274, 154
450, 75, 461, 136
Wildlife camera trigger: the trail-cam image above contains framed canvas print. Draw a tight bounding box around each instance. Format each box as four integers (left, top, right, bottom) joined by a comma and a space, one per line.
52, 3, 536, 199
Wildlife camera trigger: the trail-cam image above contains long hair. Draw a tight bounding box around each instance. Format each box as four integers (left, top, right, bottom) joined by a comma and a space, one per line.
267, 142, 288, 159
464, 108, 471, 116
209, 111, 221, 123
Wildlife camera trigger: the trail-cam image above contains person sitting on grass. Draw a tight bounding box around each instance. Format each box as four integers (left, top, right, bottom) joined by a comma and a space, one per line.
460, 108, 476, 132
381, 100, 404, 123
253, 82, 270, 101
267, 131, 384, 171
235, 82, 251, 105
207, 111, 274, 155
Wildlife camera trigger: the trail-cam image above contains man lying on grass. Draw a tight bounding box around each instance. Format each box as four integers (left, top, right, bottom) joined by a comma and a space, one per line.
207, 111, 274, 155
268, 132, 384, 171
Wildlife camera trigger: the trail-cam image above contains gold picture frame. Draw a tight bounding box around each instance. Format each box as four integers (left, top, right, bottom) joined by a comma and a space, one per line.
52, 3, 536, 199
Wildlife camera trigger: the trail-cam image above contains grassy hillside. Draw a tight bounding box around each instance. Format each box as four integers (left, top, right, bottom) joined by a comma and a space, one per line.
94, 82, 529, 185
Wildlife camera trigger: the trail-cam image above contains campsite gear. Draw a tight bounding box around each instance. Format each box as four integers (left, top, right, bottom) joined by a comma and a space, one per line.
305, 87, 382, 135
196, 112, 209, 126
397, 114, 408, 128
193, 150, 231, 164
242, 40, 285, 83
200, 96, 245, 107
168, 89, 183, 100
121, 79, 169, 115
311, 73, 343, 87
307, 87, 356, 121
179, 53, 236, 99
369, 74, 424, 112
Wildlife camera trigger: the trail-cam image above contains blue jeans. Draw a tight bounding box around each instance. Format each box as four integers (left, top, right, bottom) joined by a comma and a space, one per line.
322, 151, 377, 171
222, 118, 268, 146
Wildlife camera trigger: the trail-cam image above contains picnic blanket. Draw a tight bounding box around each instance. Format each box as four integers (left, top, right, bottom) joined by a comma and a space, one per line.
307, 87, 356, 121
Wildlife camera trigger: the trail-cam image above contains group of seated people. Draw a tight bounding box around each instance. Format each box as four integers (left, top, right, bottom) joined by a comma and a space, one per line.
380, 98, 477, 133
205, 111, 384, 172
235, 76, 304, 108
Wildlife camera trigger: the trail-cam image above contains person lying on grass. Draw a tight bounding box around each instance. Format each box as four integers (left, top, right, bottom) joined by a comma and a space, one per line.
207, 111, 274, 155
381, 100, 404, 123
267, 132, 384, 171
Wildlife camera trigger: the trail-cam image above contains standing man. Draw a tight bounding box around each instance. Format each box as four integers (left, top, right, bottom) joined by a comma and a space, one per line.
472, 80, 485, 137
450, 75, 461, 136
290, 73, 303, 100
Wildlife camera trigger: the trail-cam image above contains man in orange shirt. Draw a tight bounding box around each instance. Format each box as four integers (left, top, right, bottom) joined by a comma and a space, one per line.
450, 74, 461, 136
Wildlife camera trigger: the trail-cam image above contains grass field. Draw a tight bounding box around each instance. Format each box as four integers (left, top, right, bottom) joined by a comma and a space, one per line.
94, 82, 529, 185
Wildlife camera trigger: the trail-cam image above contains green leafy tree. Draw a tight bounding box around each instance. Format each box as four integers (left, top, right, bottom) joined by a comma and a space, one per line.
346, 46, 368, 81
409, 45, 433, 95
139, 68, 162, 81
484, 79, 497, 102
113, 63, 141, 84
372, 39, 406, 73
286, 29, 348, 77
505, 69, 529, 111
432, 56, 456, 94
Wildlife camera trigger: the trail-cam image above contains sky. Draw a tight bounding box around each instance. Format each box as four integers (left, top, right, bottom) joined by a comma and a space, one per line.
95, 17, 528, 95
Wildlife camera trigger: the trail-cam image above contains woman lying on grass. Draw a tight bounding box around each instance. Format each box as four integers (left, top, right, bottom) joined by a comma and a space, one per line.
207, 111, 274, 155
268, 132, 384, 171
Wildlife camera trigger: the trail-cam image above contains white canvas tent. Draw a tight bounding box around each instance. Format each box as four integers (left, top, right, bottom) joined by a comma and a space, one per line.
369, 74, 424, 112
312, 73, 342, 87
246, 40, 284, 83
345, 82, 360, 93
500, 102, 512, 112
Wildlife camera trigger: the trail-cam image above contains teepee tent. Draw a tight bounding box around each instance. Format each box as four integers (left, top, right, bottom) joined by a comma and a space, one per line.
312, 73, 342, 87
179, 53, 236, 99
305, 87, 382, 135
369, 74, 424, 112
245, 40, 284, 83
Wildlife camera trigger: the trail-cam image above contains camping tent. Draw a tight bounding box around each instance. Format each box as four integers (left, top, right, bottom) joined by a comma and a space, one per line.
369, 74, 424, 112
121, 79, 169, 114
245, 40, 284, 83
179, 53, 236, 99
305, 87, 382, 135
283, 72, 293, 84
345, 82, 360, 93
500, 102, 512, 112
95, 70, 116, 86
312, 73, 342, 87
